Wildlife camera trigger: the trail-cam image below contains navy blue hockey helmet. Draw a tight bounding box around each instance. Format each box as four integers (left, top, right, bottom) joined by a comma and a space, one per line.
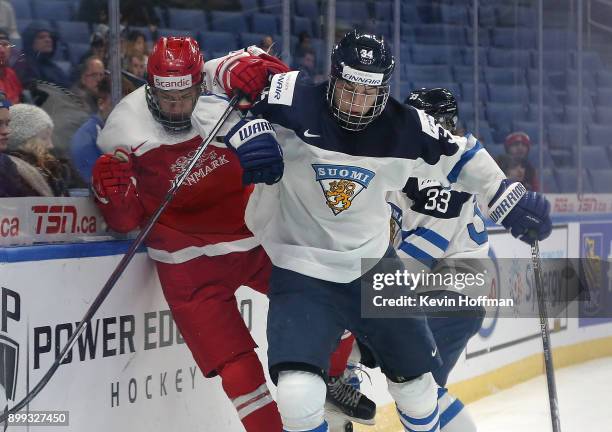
405, 87, 459, 133
327, 30, 395, 131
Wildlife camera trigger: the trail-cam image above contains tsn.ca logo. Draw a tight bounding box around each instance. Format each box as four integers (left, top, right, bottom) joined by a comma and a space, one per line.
31, 205, 98, 235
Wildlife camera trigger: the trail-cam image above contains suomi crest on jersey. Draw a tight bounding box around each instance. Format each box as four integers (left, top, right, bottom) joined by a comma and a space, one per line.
312, 164, 375, 215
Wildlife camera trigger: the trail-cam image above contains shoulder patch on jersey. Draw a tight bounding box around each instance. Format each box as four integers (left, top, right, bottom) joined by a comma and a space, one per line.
312, 164, 375, 215
268, 71, 300, 106
416, 109, 440, 140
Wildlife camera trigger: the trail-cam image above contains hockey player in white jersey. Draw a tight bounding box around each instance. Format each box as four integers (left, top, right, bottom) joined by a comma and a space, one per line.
387, 87, 490, 431
200, 30, 552, 432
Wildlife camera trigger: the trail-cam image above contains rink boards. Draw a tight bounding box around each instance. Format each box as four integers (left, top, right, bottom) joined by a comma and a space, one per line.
1, 213, 612, 430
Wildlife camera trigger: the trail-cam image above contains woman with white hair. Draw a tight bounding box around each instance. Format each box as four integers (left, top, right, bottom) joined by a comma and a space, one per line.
6, 103, 70, 196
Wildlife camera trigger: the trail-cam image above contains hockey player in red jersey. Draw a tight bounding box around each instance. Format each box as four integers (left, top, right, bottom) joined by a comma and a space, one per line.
91, 37, 283, 431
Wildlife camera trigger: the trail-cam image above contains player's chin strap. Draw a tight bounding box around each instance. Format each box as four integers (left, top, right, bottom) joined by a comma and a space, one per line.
0, 95, 241, 425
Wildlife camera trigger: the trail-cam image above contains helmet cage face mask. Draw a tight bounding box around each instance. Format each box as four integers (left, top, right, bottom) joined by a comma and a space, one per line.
145, 82, 203, 133
434, 111, 458, 134
327, 76, 390, 131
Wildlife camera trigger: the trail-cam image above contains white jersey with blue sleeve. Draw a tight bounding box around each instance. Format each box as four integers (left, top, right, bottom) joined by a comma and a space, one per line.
387, 175, 489, 271
202, 57, 506, 283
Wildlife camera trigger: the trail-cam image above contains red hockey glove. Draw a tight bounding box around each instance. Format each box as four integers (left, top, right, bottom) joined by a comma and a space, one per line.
218, 52, 290, 109
92, 149, 145, 233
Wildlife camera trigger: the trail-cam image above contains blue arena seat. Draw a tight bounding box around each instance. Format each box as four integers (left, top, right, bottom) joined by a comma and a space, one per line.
453, 66, 484, 83
199, 31, 238, 54
512, 120, 543, 145
404, 64, 453, 83
484, 143, 505, 157
595, 107, 612, 124
595, 89, 612, 108
295, 0, 319, 19
597, 71, 612, 88
588, 169, 612, 193
239, 32, 268, 48
563, 106, 594, 125
440, 4, 469, 25
239, 0, 259, 13
251, 13, 279, 35
484, 67, 526, 85
259, 0, 282, 14
210, 11, 249, 32
496, 6, 537, 28
414, 25, 467, 46
374, 2, 392, 20
491, 28, 536, 49
32, 0, 73, 21
167, 8, 207, 31
540, 169, 560, 193
336, 1, 369, 21
488, 48, 532, 68
582, 146, 611, 169
411, 44, 461, 65
488, 84, 529, 104
292, 16, 313, 37
401, 3, 420, 25
527, 103, 561, 123
588, 124, 612, 146
555, 169, 592, 193
486, 102, 528, 129
10, 0, 32, 19
56, 21, 90, 44
67, 42, 90, 65
548, 123, 585, 149
461, 83, 489, 102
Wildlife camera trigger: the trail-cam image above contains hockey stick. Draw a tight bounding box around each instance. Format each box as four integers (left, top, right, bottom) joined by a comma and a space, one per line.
0, 94, 240, 424
531, 239, 562, 432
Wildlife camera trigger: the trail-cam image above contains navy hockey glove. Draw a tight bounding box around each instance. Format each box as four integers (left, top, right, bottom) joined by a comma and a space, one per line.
488, 179, 552, 244
225, 118, 284, 185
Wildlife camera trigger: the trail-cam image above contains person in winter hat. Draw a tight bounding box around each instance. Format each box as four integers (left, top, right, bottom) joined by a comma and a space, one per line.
0, 96, 52, 196
7, 103, 69, 196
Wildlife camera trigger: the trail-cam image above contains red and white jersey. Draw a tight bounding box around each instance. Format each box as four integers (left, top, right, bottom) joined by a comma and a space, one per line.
97, 86, 257, 263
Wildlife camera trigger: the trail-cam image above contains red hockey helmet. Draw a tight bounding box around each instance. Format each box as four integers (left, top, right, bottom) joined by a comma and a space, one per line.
145, 37, 204, 132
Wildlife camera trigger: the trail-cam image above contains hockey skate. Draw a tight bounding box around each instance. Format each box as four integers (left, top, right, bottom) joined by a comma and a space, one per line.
325, 375, 376, 426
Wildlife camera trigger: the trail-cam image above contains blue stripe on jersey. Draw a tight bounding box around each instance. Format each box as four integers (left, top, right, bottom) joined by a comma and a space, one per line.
413, 227, 450, 251
399, 243, 437, 269
439, 398, 465, 428
447, 140, 484, 183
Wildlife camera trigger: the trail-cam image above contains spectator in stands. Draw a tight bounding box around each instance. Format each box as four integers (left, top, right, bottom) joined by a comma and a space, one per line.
294, 49, 319, 84
0, 28, 22, 103
80, 30, 109, 66
504, 131, 540, 191
121, 0, 159, 32
0, 95, 57, 196
294, 31, 312, 59
71, 57, 106, 115
123, 30, 149, 68
258, 35, 277, 56
14, 22, 70, 89
126, 54, 146, 79
70, 76, 111, 183
6, 103, 70, 196
496, 154, 539, 191
0, 0, 19, 40
77, 0, 108, 27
